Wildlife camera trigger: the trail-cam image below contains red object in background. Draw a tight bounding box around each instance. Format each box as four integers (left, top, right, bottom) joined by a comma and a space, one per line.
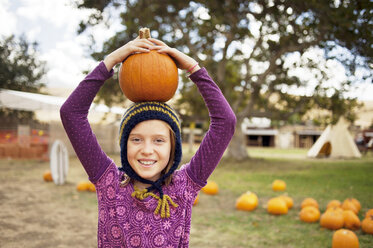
30, 129, 49, 145
0, 130, 17, 144
0, 129, 49, 159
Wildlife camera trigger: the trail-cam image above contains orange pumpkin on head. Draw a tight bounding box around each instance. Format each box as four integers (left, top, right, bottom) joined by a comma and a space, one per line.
119, 28, 178, 102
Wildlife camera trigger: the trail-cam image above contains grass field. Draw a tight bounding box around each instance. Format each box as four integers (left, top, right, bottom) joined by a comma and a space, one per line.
1, 147, 372, 247
189, 147, 373, 248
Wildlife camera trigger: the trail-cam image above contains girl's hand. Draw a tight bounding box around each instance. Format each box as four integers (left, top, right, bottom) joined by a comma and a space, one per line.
148, 38, 200, 74
103, 37, 156, 71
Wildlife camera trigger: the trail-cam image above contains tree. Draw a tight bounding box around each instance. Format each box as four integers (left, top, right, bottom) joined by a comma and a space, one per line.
0, 35, 46, 121
76, 0, 372, 160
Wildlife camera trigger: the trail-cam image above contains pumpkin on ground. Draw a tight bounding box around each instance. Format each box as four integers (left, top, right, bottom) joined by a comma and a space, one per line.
327, 200, 342, 209
362, 216, 373, 234
119, 28, 178, 102
201, 181, 219, 195
342, 198, 359, 214
320, 209, 344, 230
278, 195, 293, 209
236, 191, 259, 211
43, 170, 53, 182
299, 206, 320, 223
332, 229, 359, 248
365, 209, 373, 219
326, 207, 344, 215
342, 210, 361, 230
88, 182, 96, 192
267, 197, 288, 215
271, 179, 286, 191
350, 198, 361, 212
76, 181, 91, 192
301, 198, 319, 209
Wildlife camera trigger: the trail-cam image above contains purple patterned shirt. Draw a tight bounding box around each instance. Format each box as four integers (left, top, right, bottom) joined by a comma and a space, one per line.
60, 62, 236, 247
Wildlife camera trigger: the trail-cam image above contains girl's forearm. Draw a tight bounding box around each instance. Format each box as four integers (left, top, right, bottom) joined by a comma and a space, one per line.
186, 68, 236, 185
60, 62, 114, 182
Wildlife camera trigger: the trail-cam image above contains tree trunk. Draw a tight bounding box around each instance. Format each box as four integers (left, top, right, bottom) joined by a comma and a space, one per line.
227, 120, 249, 160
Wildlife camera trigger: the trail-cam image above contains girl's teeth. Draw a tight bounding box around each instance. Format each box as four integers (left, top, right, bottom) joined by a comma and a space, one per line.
139, 160, 155, 165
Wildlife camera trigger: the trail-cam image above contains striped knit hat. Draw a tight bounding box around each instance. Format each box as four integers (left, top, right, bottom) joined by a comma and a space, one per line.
119, 101, 182, 218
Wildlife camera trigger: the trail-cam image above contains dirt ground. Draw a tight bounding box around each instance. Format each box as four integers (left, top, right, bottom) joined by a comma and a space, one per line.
0, 157, 99, 248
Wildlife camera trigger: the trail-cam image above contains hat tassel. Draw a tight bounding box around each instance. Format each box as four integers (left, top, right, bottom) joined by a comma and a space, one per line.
132, 187, 178, 218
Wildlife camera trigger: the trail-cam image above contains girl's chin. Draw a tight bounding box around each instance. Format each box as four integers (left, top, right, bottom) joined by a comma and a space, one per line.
137, 172, 161, 181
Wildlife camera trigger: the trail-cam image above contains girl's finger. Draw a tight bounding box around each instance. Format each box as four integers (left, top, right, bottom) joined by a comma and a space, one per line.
148, 38, 166, 46
154, 47, 169, 54
134, 41, 154, 50
133, 48, 151, 54
138, 41, 156, 49
151, 45, 165, 50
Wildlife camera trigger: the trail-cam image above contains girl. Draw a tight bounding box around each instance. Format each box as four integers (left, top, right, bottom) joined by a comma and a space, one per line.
60, 36, 236, 247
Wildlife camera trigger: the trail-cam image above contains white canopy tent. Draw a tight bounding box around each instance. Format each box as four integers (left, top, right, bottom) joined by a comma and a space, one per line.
307, 118, 361, 158
1, 88, 125, 155
0, 88, 125, 113
0, 89, 125, 123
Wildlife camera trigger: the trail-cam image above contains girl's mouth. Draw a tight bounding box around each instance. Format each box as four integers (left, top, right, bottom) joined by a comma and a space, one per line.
138, 160, 156, 167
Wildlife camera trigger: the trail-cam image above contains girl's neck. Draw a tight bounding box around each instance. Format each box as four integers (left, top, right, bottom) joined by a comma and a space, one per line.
133, 180, 151, 190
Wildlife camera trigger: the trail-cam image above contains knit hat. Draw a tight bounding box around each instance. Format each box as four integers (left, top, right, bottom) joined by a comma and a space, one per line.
119, 101, 182, 218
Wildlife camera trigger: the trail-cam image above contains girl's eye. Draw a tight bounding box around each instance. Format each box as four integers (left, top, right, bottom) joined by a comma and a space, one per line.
154, 138, 165, 144
130, 137, 142, 143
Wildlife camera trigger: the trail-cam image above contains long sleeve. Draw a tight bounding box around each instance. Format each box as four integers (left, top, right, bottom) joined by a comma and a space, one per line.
185, 68, 236, 186
60, 62, 114, 183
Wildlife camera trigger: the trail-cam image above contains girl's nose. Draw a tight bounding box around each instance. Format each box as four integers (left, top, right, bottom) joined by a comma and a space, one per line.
141, 141, 154, 155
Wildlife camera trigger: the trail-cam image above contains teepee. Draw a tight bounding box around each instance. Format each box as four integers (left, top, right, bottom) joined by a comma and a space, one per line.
307, 118, 361, 158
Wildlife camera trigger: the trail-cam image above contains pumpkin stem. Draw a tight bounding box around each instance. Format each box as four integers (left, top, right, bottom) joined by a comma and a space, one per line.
139, 27, 151, 39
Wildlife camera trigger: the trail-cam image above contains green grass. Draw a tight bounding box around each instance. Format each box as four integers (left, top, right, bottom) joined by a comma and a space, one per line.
187, 148, 373, 248
1, 148, 372, 247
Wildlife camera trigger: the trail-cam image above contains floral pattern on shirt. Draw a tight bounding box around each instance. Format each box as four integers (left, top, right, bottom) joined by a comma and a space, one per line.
95, 163, 201, 247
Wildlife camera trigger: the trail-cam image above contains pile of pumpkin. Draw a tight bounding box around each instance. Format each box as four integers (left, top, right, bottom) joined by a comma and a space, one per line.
299, 197, 373, 247
43, 170, 96, 193
196, 179, 373, 247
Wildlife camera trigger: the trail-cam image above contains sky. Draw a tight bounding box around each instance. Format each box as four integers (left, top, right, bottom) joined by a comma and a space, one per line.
0, 0, 122, 94
0, 0, 372, 101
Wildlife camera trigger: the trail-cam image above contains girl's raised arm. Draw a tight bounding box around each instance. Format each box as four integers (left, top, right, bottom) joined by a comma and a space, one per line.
60, 37, 157, 182
149, 38, 236, 186
60, 63, 114, 182
186, 68, 236, 186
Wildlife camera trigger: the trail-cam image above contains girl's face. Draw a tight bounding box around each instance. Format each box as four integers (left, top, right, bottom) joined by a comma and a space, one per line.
127, 120, 172, 182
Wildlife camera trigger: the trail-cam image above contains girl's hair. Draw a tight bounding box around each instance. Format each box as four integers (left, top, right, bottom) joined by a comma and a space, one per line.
162, 127, 176, 185
120, 126, 176, 187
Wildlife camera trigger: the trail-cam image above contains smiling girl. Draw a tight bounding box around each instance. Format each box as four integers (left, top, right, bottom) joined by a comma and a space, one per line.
60, 36, 236, 247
